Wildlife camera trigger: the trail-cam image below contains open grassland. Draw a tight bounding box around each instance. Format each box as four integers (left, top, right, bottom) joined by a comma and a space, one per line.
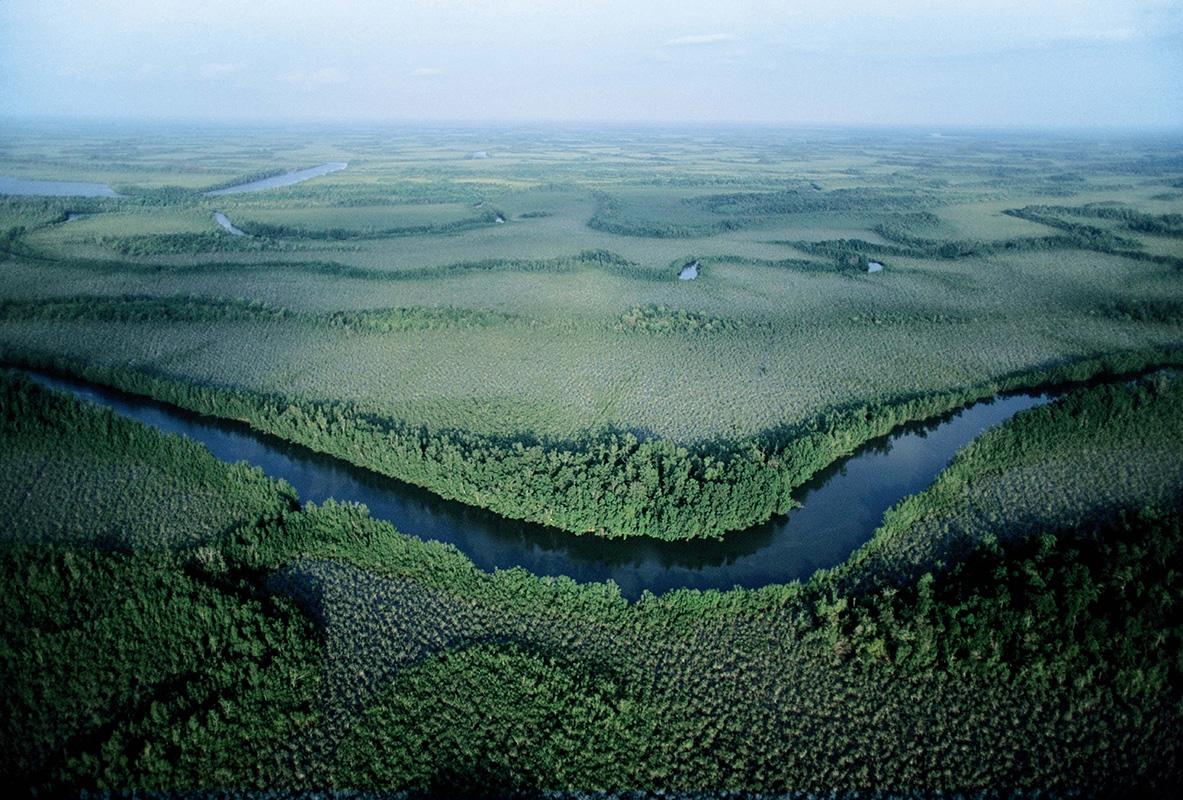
1, 124, 1180, 537
1, 369, 1180, 794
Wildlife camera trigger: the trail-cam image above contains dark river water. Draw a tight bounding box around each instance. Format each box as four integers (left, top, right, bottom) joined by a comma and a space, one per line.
204, 162, 348, 196
23, 371, 1051, 598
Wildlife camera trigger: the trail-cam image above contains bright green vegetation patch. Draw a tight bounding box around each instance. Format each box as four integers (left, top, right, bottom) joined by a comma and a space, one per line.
2, 371, 1181, 793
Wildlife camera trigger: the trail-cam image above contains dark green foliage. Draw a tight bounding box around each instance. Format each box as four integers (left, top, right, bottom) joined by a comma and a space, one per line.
843, 509, 1183, 689
588, 192, 745, 238
0, 544, 322, 792
820, 372, 1183, 599
0, 294, 525, 336
615, 304, 738, 335
0, 295, 294, 325
786, 240, 892, 270
588, 187, 935, 238
4, 346, 1179, 540
791, 204, 1183, 271
1023, 203, 1183, 238
1002, 206, 1183, 270
100, 230, 289, 255
1093, 299, 1183, 325
869, 223, 996, 258
0, 224, 26, 256
111, 185, 202, 203
1002, 207, 1144, 250
9, 247, 660, 284
325, 306, 520, 333
0, 197, 114, 257
2, 374, 1181, 793
692, 186, 934, 217
236, 207, 506, 240
201, 168, 291, 194
337, 643, 654, 793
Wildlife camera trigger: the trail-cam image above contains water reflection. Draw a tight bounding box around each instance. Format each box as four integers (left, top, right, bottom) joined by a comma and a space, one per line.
204, 162, 347, 196
22, 370, 1050, 598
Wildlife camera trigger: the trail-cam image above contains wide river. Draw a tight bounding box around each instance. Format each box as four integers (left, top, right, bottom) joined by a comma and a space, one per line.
25, 371, 1051, 598
205, 162, 348, 196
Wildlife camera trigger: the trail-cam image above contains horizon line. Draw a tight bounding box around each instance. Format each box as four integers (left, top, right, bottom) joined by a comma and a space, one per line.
3, 113, 1183, 137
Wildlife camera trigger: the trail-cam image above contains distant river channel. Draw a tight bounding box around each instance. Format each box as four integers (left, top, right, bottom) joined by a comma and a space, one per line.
204, 162, 347, 196
0, 176, 120, 197
23, 370, 1053, 598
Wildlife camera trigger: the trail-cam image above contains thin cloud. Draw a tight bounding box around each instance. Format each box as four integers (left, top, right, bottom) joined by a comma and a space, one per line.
410, 67, 444, 77
665, 33, 735, 47
198, 62, 240, 80
279, 67, 348, 88
1056, 27, 1137, 44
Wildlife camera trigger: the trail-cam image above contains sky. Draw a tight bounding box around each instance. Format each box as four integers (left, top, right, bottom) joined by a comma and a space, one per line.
1, 0, 1181, 129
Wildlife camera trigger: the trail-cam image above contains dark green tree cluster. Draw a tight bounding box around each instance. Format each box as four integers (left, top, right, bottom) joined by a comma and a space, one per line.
793, 204, 1183, 272
4, 345, 1178, 540
692, 186, 935, 217
0, 294, 294, 325
101, 230, 289, 255
325, 305, 520, 334
587, 192, 745, 238
236, 207, 507, 241
2, 370, 1182, 794
588, 187, 936, 239
1019, 203, 1183, 238
0, 544, 321, 792
199, 167, 291, 194
615, 304, 739, 335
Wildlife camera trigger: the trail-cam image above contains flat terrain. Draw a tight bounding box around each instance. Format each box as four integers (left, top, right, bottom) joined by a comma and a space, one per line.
2, 123, 1182, 794
2, 125, 1179, 439
2, 124, 1180, 536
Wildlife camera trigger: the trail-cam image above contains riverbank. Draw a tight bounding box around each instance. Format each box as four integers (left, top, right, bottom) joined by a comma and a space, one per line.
3, 345, 1179, 542
18, 366, 1058, 596
2, 368, 1180, 793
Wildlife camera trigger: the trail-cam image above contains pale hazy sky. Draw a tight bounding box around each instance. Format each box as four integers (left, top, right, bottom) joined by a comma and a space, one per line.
1, 0, 1181, 128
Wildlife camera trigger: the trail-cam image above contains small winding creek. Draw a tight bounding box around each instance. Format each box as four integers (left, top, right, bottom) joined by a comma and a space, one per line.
22, 370, 1054, 598
213, 211, 247, 236
204, 162, 348, 196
